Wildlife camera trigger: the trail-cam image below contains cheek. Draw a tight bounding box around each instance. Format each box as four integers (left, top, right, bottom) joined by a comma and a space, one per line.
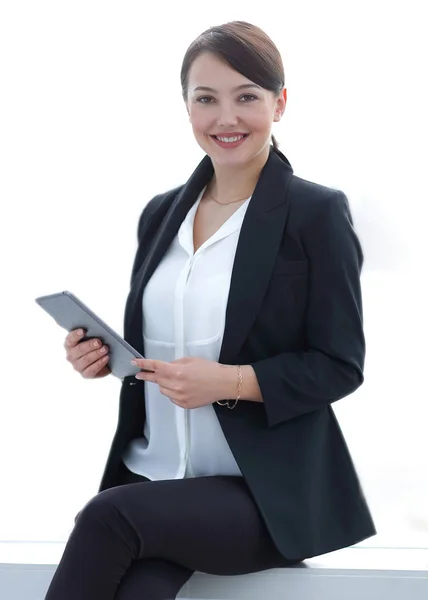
248, 109, 274, 132
189, 110, 212, 134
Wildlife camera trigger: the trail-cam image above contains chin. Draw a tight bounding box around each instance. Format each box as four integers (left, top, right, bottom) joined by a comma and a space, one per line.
213, 155, 252, 168
199, 141, 251, 165
214, 150, 267, 169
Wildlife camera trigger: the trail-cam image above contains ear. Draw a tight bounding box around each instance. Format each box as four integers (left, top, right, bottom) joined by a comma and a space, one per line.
281, 88, 287, 108
274, 88, 287, 122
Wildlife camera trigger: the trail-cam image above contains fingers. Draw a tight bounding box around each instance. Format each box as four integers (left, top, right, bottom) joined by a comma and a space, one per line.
131, 358, 158, 372
64, 328, 85, 349
81, 354, 111, 378
135, 370, 157, 383
68, 339, 104, 362
65, 329, 102, 361
65, 328, 110, 378
72, 344, 109, 373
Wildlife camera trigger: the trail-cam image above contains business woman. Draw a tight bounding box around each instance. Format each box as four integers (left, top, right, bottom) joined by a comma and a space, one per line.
45, 20, 376, 600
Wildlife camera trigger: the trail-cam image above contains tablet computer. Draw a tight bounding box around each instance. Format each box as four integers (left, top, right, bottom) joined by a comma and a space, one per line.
35, 290, 148, 379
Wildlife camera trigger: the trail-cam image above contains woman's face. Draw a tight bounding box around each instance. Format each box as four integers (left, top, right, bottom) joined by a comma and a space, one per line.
185, 52, 286, 167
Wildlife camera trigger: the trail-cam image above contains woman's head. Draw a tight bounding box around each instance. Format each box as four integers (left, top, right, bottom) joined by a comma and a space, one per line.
181, 21, 287, 168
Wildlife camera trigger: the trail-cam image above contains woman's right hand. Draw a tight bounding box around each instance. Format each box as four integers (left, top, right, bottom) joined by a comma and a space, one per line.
64, 329, 111, 379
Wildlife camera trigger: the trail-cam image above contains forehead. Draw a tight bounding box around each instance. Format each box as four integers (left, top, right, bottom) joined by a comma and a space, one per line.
187, 52, 256, 92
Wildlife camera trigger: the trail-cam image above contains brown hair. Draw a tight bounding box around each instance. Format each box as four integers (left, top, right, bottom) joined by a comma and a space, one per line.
180, 21, 285, 152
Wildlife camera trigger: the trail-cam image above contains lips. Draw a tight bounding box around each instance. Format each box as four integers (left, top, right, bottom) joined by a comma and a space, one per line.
210, 133, 250, 149
211, 133, 249, 140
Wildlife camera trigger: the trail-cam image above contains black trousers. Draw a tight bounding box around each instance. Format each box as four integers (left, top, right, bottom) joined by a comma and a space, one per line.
45, 461, 302, 599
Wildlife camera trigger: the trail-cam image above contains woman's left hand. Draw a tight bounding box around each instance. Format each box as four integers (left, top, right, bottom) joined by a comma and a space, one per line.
131, 357, 231, 409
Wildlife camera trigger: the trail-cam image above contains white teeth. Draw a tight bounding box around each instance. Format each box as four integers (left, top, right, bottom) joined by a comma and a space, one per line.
215, 135, 246, 143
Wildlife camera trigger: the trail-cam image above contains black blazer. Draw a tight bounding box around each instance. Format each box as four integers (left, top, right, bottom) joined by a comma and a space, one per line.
99, 148, 376, 559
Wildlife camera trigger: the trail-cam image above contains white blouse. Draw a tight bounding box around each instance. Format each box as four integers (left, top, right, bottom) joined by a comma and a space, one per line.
122, 188, 251, 480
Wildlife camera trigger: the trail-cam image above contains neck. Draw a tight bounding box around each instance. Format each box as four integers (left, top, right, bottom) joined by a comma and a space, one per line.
208, 145, 270, 200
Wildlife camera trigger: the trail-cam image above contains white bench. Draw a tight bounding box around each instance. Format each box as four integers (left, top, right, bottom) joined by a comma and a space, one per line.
0, 543, 427, 599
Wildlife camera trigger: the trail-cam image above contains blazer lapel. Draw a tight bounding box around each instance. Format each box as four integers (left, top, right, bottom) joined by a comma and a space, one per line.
125, 148, 294, 363
125, 155, 214, 353
219, 150, 294, 364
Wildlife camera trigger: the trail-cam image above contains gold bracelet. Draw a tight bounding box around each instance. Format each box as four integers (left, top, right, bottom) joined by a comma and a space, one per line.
217, 365, 243, 410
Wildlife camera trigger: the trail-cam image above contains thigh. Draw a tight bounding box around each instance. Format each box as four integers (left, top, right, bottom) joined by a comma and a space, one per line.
95, 475, 290, 576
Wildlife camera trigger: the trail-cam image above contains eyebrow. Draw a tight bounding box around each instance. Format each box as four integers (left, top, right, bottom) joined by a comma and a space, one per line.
192, 84, 261, 93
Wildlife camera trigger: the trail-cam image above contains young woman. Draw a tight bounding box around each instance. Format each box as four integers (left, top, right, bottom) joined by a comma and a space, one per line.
45, 20, 376, 600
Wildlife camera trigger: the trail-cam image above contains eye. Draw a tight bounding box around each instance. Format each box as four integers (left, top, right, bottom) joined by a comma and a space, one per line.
240, 94, 257, 102
196, 96, 214, 104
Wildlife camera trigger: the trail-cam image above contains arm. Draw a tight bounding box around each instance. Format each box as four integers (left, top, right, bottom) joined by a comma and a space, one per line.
129, 195, 163, 286
234, 191, 365, 427
129, 185, 184, 286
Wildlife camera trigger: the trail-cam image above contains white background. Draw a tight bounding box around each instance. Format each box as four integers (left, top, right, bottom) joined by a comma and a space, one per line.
0, 0, 427, 552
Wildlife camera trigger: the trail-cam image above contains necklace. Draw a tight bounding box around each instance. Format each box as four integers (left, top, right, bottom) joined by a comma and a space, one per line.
207, 193, 250, 206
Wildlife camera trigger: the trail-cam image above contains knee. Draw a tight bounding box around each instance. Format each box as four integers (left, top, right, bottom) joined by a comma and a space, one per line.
74, 489, 119, 528
73, 488, 142, 559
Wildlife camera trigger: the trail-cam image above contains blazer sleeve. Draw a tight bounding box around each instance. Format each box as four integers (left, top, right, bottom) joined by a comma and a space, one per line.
129, 194, 166, 286
250, 190, 365, 427
129, 186, 183, 286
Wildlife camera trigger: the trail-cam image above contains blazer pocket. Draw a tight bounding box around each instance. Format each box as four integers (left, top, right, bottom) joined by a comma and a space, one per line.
272, 259, 309, 276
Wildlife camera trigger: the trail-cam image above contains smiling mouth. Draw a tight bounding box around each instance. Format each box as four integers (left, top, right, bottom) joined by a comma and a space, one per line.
211, 134, 249, 143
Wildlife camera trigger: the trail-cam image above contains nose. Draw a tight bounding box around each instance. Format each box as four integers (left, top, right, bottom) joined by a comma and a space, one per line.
216, 101, 239, 128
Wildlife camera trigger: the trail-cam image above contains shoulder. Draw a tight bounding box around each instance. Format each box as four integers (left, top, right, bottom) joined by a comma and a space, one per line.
287, 174, 362, 264
141, 184, 184, 221
289, 174, 347, 208
136, 184, 184, 240
288, 175, 353, 226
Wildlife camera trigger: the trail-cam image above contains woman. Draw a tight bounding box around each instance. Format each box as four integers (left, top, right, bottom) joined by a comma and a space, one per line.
45, 20, 376, 600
